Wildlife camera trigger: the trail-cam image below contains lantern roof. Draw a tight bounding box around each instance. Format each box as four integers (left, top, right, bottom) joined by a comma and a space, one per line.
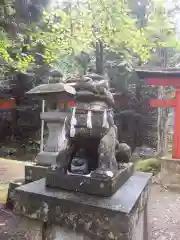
26, 83, 76, 100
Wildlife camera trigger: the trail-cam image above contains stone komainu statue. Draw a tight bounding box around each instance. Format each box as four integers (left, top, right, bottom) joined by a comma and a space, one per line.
57, 73, 131, 175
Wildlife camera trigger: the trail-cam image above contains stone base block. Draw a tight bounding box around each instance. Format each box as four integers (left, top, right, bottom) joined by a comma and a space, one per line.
14, 172, 152, 240
25, 164, 48, 183
46, 163, 134, 197
159, 157, 180, 190
6, 164, 48, 209
6, 179, 24, 208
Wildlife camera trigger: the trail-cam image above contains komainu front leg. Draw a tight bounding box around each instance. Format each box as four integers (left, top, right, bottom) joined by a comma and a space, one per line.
91, 127, 118, 179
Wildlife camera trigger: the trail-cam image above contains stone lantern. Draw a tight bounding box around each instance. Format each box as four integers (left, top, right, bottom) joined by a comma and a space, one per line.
25, 82, 75, 182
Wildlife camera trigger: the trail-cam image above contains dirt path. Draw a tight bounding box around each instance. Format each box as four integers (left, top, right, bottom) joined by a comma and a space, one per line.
0, 158, 40, 239
0, 158, 32, 204
0, 207, 41, 240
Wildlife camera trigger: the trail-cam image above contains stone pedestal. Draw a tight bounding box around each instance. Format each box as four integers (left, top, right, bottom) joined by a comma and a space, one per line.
6, 179, 24, 208
25, 164, 48, 183
14, 172, 152, 240
159, 156, 180, 190
6, 163, 48, 207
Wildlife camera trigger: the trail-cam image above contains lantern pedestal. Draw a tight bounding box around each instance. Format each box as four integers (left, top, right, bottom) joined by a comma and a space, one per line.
158, 157, 180, 190
25, 164, 48, 183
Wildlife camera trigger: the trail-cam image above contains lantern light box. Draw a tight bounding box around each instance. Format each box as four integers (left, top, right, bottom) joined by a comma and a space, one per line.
59, 100, 76, 112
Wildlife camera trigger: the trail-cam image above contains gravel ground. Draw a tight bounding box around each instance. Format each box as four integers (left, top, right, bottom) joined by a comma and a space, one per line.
0, 207, 41, 240
149, 184, 180, 240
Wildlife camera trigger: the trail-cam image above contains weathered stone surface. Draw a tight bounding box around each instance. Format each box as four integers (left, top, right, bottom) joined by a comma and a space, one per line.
159, 157, 180, 190
26, 83, 76, 97
14, 172, 152, 240
6, 163, 48, 207
6, 164, 47, 209
4, 184, 180, 240
98, 126, 118, 171
132, 209, 145, 240
35, 151, 62, 166
46, 225, 90, 240
76, 101, 108, 112
25, 164, 48, 183
41, 112, 71, 154
6, 179, 24, 208
46, 163, 134, 197
40, 111, 71, 121
44, 122, 65, 152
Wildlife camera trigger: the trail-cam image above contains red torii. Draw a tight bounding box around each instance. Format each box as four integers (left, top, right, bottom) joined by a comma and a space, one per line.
136, 69, 180, 159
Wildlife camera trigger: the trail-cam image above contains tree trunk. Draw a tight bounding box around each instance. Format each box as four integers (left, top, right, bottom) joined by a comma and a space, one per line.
157, 86, 169, 156
157, 48, 169, 157
96, 40, 104, 75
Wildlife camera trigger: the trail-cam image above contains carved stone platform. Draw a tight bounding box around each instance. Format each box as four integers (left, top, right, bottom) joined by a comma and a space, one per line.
46, 163, 134, 197
14, 172, 152, 240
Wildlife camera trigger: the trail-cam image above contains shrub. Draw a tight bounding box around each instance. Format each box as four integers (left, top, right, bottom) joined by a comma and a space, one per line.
135, 158, 160, 175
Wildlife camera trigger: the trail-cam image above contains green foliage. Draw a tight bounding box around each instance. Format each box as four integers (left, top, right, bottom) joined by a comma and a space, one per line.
0, 0, 35, 73
144, 0, 179, 48
142, 0, 180, 68
0, 29, 11, 62
33, 0, 180, 71
0, 0, 179, 74
34, 1, 152, 66
83, 0, 151, 60
25, 139, 40, 154
135, 158, 161, 175
29, 7, 95, 67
